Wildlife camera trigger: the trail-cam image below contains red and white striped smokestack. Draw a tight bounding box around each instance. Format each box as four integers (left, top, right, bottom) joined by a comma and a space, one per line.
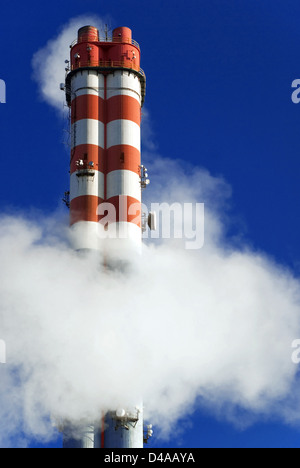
65, 25, 146, 255
63, 25, 147, 449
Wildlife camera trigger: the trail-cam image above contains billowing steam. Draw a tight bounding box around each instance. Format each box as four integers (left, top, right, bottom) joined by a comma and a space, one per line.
0, 16, 300, 448
32, 15, 107, 113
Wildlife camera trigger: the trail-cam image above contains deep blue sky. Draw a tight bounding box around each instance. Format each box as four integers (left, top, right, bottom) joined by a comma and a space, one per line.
1, 0, 300, 448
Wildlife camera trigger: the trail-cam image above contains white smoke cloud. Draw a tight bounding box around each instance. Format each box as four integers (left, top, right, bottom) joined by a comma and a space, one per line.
1, 161, 300, 447
32, 14, 107, 113
1, 16, 299, 448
